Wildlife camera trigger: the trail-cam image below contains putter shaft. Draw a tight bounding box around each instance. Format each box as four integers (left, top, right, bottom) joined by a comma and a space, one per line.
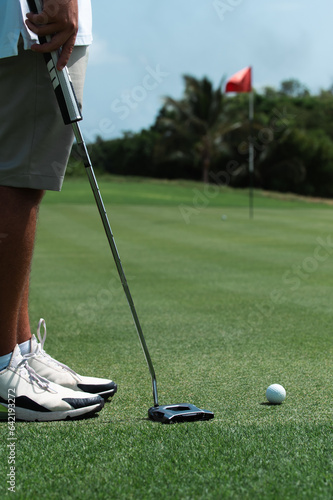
73, 123, 159, 407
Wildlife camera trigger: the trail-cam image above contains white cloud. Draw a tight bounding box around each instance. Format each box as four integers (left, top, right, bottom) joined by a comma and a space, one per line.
89, 37, 129, 66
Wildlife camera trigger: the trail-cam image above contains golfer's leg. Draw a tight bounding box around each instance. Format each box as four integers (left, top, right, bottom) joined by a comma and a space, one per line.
16, 275, 32, 345
0, 186, 44, 355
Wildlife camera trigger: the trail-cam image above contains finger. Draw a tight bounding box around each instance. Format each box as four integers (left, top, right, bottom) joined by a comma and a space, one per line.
30, 34, 75, 71
25, 14, 77, 41
25, 17, 75, 39
56, 39, 75, 70
28, 31, 69, 53
26, 11, 50, 26
25, 19, 58, 37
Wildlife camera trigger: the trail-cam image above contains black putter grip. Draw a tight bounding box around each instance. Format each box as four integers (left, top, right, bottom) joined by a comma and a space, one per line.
27, 0, 82, 125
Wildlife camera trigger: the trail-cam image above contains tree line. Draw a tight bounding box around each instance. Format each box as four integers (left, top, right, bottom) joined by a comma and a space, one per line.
70, 76, 333, 198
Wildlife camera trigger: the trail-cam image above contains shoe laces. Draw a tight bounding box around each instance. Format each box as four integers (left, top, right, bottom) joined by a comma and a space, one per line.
17, 358, 55, 393
30, 319, 80, 379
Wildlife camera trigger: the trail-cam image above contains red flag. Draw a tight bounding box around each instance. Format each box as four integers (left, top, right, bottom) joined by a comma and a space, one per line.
225, 67, 252, 93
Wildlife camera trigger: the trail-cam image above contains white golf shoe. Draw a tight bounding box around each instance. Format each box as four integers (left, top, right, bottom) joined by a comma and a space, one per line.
0, 345, 104, 422
24, 319, 117, 400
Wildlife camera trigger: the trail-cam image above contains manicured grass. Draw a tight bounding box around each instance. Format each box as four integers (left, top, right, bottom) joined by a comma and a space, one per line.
1, 177, 332, 499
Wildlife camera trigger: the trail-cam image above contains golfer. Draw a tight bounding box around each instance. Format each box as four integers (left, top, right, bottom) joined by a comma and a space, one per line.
0, 0, 117, 421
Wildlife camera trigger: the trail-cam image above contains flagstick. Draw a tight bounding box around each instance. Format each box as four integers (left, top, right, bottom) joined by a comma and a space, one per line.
225, 66, 253, 217
249, 89, 254, 219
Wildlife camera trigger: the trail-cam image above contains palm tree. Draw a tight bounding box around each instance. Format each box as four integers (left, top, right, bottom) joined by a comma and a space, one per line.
153, 75, 240, 183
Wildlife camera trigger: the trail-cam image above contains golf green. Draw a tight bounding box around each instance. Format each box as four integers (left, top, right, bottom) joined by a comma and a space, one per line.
1, 177, 332, 499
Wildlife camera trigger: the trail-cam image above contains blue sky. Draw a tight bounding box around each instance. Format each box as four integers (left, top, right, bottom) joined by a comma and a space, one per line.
81, 0, 333, 142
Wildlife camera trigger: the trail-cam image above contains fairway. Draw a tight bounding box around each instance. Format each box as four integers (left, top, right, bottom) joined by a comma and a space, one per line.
1, 177, 332, 499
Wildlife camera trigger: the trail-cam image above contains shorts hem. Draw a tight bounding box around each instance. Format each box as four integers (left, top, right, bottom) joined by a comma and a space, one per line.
0, 174, 64, 192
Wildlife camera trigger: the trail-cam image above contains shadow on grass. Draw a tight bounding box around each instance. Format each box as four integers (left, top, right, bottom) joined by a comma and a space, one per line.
260, 402, 284, 406
0, 412, 101, 424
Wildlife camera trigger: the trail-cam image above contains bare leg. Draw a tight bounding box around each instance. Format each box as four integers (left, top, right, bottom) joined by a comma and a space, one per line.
0, 186, 44, 355
16, 276, 32, 345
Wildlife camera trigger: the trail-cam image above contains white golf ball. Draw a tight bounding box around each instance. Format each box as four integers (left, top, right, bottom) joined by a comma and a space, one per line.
221, 214, 227, 221
266, 384, 286, 404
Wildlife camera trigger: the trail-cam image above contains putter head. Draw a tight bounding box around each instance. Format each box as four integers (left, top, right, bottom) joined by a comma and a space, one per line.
148, 403, 214, 424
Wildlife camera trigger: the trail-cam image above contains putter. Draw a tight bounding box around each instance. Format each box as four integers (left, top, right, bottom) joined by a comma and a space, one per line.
27, 0, 214, 424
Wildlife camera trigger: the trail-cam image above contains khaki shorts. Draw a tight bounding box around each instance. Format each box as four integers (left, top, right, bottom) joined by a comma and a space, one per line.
0, 42, 88, 191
